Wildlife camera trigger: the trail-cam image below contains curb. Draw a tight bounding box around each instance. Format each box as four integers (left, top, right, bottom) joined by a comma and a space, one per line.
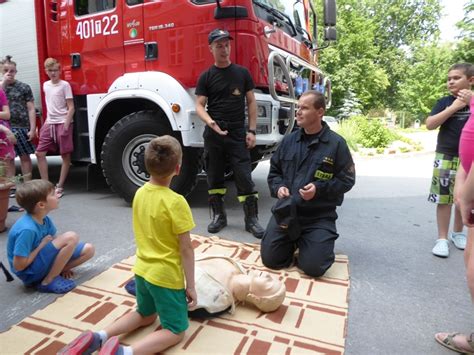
353, 149, 435, 160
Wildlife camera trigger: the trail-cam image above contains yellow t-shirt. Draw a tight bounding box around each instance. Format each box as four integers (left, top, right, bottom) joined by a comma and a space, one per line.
132, 183, 195, 289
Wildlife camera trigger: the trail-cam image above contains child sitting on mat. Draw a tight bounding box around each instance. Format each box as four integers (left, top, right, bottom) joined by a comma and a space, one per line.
6, 179, 94, 293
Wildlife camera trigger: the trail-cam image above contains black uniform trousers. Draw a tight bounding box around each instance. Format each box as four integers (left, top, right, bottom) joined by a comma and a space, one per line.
261, 216, 338, 277
204, 126, 255, 197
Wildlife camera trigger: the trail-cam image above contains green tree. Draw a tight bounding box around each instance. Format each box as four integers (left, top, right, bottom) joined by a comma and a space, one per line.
365, 0, 441, 50
315, 0, 442, 116
337, 89, 363, 119
397, 42, 453, 120
453, 1, 474, 63
317, 0, 389, 113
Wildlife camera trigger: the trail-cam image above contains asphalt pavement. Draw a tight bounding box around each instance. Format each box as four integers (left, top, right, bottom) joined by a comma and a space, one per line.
0, 130, 472, 354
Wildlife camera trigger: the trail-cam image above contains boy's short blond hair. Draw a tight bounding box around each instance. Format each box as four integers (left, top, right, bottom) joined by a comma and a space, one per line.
16, 180, 55, 214
145, 135, 182, 178
44, 57, 60, 69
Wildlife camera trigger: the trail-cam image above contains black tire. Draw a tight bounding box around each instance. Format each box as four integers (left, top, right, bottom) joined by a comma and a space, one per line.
101, 110, 200, 203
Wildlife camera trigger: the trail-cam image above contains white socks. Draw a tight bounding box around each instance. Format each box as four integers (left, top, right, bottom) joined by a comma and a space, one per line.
98, 330, 108, 345
122, 346, 133, 355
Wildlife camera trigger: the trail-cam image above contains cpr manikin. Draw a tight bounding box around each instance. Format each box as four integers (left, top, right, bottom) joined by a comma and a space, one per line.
191, 255, 286, 316
125, 255, 286, 317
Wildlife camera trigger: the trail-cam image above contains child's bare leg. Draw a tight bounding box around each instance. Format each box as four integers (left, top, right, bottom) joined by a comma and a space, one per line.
437, 204, 452, 239
453, 205, 464, 233
19, 155, 32, 181
62, 242, 95, 274
57, 153, 71, 188
466, 227, 474, 302
42, 232, 78, 285
132, 328, 184, 355
104, 311, 157, 338
35, 151, 49, 181
6, 158, 15, 178
465, 227, 472, 268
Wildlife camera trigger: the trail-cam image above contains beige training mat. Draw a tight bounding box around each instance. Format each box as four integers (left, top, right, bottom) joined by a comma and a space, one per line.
0, 234, 350, 355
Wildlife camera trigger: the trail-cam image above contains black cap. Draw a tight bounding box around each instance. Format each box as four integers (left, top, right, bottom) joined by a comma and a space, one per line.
208, 29, 233, 44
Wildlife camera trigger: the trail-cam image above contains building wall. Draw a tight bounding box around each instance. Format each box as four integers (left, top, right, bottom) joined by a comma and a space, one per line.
0, 0, 41, 110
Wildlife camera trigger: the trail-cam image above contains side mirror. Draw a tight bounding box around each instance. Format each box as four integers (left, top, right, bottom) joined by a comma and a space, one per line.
214, 0, 248, 19
324, 0, 336, 26
324, 27, 337, 42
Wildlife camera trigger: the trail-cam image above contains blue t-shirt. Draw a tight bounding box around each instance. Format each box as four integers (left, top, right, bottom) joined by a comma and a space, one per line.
7, 214, 57, 276
430, 95, 470, 156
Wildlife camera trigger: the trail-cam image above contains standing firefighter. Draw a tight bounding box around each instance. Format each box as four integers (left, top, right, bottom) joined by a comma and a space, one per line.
195, 29, 265, 239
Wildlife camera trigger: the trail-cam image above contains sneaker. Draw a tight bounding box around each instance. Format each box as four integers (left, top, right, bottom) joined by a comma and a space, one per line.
432, 239, 449, 258
98, 336, 120, 355
449, 232, 466, 250
9, 188, 16, 198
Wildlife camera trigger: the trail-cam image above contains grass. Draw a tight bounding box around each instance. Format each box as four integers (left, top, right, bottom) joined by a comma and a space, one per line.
337, 119, 360, 152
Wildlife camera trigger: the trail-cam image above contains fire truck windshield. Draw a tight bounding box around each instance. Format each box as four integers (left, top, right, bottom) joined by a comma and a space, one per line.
253, 0, 310, 43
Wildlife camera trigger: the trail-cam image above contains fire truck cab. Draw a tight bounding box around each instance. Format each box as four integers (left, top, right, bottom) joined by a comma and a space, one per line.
2, 0, 336, 203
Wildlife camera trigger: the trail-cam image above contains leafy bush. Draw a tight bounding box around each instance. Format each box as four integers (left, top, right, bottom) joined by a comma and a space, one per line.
337, 115, 417, 151
358, 117, 393, 148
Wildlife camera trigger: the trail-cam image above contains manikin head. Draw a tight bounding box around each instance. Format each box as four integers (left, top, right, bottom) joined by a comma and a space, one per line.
244, 271, 286, 312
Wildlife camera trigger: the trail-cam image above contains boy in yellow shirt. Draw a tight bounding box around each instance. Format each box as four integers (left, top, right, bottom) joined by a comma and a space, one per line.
59, 136, 196, 355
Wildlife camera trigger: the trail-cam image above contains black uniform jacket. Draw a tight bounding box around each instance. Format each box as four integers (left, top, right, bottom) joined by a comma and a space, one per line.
268, 122, 356, 220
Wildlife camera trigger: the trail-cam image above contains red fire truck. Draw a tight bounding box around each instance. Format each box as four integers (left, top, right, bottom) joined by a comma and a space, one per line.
1, 0, 336, 203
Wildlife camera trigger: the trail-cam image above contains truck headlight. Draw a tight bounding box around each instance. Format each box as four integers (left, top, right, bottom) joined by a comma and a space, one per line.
257, 102, 271, 118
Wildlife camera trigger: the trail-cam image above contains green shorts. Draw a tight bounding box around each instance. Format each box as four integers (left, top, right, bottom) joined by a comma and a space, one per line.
428, 152, 460, 205
135, 275, 189, 334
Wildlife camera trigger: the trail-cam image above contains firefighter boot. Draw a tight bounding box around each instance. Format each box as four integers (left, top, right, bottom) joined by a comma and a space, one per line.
208, 194, 227, 234
243, 195, 265, 239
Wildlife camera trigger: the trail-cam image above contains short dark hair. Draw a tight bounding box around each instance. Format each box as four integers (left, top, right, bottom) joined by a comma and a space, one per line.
300, 90, 326, 110
16, 180, 55, 214
145, 136, 182, 178
0, 55, 16, 67
449, 63, 474, 78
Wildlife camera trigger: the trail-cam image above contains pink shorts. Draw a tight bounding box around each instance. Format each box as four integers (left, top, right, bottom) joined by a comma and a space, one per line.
460, 128, 474, 173
459, 98, 474, 173
36, 122, 74, 155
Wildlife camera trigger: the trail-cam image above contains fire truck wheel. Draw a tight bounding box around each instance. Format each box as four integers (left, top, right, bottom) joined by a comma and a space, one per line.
101, 110, 200, 204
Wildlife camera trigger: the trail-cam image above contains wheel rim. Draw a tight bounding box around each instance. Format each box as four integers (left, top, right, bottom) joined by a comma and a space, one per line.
122, 134, 157, 186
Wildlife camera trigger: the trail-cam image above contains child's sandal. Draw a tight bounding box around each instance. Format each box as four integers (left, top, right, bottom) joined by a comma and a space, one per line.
37, 276, 75, 294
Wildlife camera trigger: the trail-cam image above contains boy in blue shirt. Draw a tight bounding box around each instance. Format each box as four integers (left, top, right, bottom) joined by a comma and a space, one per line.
7, 179, 94, 293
